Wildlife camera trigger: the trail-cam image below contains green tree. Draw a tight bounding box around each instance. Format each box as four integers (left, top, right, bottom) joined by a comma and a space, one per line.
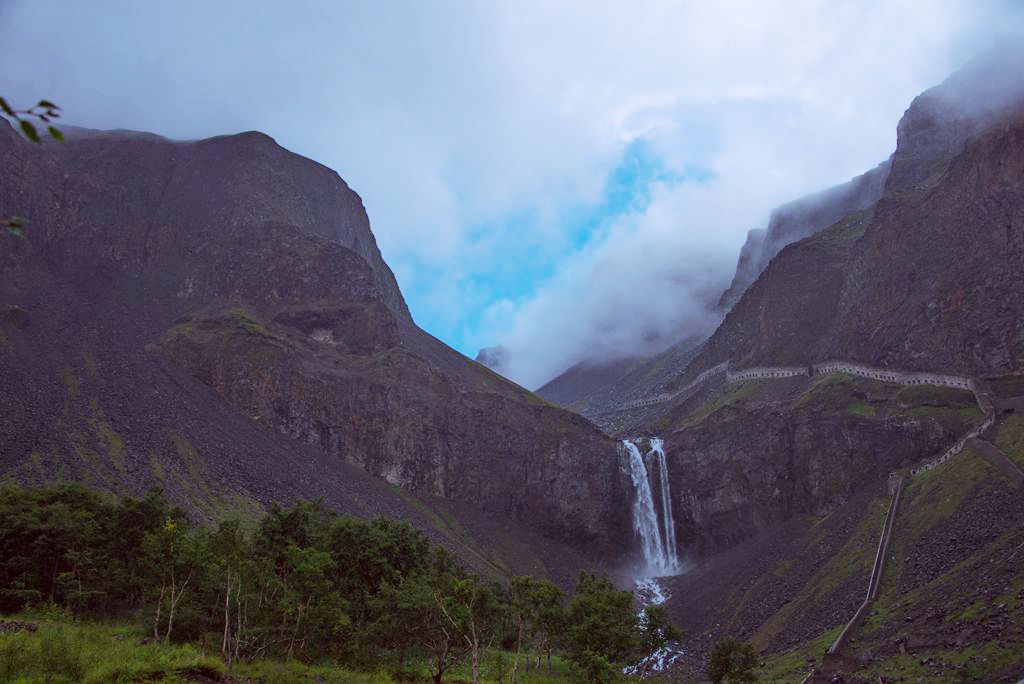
381, 548, 495, 684
246, 501, 351, 661
143, 515, 203, 642
639, 603, 682, 654
565, 572, 639, 667
707, 637, 759, 683
208, 519, 253, 668
324, 515, 431, 629
373, 571, 442, 670
0, 485, 688, 679
0, 484, 166, 615
508, 575, 564, 681
280, 544, 349, 659
571, 648, 619, 684
443, 578, 503, 684
106, 488, 178, 608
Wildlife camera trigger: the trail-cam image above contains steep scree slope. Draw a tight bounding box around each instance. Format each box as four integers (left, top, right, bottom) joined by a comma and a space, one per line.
0, 122, 630, 567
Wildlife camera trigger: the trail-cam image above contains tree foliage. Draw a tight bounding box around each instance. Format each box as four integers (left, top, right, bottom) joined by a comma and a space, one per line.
707, 636, 759, 683
0, 484, 683, 680
566, 572, 639, 664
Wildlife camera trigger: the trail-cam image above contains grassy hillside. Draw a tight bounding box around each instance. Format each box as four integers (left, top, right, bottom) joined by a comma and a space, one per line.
658, 371, 1020, 681
753, 433, 1024, 682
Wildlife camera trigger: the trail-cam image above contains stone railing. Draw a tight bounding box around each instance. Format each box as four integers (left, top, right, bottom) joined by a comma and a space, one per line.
910, 411, 996, 476
813, 361, 975, 391
620, 362, 729, 410
621, 358, 987, 413
810, 403, 996, 679
725, 365, 810, 383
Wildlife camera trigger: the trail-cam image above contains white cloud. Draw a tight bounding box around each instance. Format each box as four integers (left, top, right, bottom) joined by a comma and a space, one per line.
0, 0, 1017, 388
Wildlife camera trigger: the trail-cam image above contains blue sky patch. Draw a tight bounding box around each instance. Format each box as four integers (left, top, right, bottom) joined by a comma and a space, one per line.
402, 138, 714, 356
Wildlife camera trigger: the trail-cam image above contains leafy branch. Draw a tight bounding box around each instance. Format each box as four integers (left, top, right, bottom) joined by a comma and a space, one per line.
0, 97, 63, 143
1, 97, 63, 238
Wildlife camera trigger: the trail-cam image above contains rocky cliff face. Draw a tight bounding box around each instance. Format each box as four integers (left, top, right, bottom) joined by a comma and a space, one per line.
0, 123, 630, 565
473, 345, 510, 375
718, 160, 890, 310
689, 40, 1024, 379
638, 375, 977, 556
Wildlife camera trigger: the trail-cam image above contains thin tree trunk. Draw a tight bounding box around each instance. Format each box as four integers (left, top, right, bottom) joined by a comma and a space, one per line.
471, 638, 480, 684
511, 619, 523, 684
165, 569, 192, 643
469, 618, 480, 684
48, 557, 60, 603
233, 576, 243, 666
165, 591, 175, 642
165, 567, 177, 642
287, 598, 309, 660
222, 570, 231, 656
153, 583, 165, 640
433, 641, 450, 684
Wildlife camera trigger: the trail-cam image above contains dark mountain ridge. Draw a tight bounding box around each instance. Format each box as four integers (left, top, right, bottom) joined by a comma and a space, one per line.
718, 159, 891, 310
0, 121, 632, 579
681, 39, 1024, 383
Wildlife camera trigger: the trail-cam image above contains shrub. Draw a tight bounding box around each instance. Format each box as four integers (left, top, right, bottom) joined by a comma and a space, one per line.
570, 649, 619, 683
707, 637, 759, 683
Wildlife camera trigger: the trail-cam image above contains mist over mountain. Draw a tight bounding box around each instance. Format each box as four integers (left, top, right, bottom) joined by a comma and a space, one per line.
7, 2, 1018, 392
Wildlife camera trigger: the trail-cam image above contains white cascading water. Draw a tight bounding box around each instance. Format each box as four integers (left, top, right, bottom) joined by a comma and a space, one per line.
650, 438, 679, 571
622, 438, 680, 575
622, 437, 685, 677
624, 578, 685, 677
623, 439, 668, 573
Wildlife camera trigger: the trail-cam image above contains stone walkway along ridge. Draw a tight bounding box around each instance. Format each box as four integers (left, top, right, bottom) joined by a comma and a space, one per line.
619, 358, 988, 412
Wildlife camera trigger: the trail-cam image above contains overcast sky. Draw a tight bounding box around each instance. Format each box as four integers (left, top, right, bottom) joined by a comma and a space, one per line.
2, 1, 1022, 387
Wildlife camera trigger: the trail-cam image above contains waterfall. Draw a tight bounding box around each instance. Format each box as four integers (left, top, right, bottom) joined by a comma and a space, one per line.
622, 438, 680, 576
650, 438, 679, 570
622, 437, 685, 678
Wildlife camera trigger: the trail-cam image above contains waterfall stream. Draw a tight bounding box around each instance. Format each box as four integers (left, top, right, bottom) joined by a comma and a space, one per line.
650, 438, 679, 569
622, 437, 685, 677
622, 437, 680, 576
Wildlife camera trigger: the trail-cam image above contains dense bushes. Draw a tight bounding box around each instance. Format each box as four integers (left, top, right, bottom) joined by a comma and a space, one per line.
707, 637, 759, 683
0, 484, 679, 682
0, 484, 176, 614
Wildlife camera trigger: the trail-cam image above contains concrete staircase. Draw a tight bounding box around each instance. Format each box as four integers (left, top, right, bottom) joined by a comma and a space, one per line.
801, 474, 904, 683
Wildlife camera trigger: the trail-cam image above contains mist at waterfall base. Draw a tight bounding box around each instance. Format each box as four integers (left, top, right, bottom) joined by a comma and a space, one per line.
621, 437, 688, 676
